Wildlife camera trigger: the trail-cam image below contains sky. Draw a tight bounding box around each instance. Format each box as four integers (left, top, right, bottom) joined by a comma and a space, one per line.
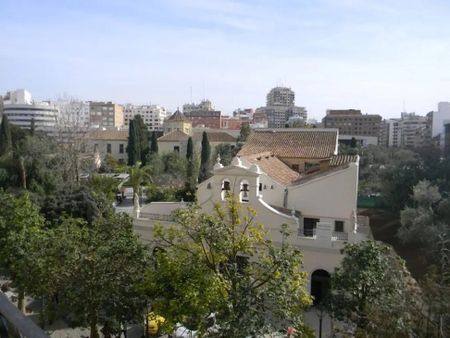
1, 0, 450, 120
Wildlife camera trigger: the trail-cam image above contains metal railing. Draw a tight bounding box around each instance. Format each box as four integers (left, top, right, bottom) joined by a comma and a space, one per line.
332, 231, 349, 241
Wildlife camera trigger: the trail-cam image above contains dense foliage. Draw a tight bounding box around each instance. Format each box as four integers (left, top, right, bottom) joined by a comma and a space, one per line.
144, 196, 313, 337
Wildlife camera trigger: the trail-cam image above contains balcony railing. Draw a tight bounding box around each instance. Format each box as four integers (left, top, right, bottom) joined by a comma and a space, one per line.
332, 231, 349, 241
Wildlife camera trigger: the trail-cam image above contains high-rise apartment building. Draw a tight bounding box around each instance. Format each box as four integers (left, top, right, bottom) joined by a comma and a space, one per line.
89, 102, 124, 128
323, 109, 382, 137
183, 100, 213, 114
2, 89, 58, 132
256, 87, 307, 128
123, 104, 168, 131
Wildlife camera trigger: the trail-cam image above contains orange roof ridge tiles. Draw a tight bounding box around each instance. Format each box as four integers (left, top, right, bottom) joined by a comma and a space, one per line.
238, 129, 337, 159
192, 131, 236, 143
330, 154, 358, 166
242, 152, 300, 186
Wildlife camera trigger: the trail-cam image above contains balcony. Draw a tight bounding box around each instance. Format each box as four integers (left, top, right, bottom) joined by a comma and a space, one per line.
332, 231, 349, 241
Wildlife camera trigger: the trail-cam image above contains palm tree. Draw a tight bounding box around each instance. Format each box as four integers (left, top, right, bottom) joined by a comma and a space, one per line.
129, 162, 152, 205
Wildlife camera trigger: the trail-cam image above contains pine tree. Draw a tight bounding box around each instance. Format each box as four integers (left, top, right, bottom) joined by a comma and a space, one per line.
0, 115, 12, 156
186, 137, 193, 160
150, 131, 158, 154
198, 132, 211, 183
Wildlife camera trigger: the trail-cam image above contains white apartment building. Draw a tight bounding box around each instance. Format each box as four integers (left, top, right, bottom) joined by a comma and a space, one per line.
123, 104, 168, 131
2, 89, 58, 132
432, 102, 450, 149
53, 99, 90, 128
387, 112, 430, 147
182, 100, 214, 114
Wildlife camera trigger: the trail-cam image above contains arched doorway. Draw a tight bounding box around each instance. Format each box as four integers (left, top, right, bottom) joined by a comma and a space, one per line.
311, 269, 330, 305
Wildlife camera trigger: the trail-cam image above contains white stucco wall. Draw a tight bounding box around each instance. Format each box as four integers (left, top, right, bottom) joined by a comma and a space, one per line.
287, 163, 359, 228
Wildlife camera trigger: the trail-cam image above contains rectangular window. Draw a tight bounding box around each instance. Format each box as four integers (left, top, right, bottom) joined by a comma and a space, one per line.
107, 144, 112, 153
119, 144, 124, 154
174, 146, 180, 153
335, 221, 344, 232
292, 164, 299, 172
303, 218, 319, 237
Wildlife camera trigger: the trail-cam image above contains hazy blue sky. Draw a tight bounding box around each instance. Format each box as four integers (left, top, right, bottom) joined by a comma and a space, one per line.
1, 0, 450, 119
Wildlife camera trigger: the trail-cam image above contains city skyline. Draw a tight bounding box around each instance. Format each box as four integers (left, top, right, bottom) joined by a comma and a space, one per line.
2, 0, 450, 119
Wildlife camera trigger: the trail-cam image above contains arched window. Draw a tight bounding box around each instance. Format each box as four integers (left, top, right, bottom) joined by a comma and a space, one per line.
239, 180, 250, 203
221, 179, 231, 200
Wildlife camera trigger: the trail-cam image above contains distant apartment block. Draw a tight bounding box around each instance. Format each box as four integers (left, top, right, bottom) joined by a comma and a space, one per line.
89, 102, 124, 128
183, 100, 222, 129
386, 112, 431, 148
432, 102, 450, 151
54, 99, 90, 128
2, 89, 58, 132
256, 87, 307, 128
123, 104, 168, 131
323, 109, 382, 137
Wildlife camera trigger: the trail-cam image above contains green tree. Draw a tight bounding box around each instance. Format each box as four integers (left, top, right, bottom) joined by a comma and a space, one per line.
212, 143, 236, 167
129, 163, 152, 204
134, 115, 149, 165
150, 131, 159, 154
237, 123, 251, 143
127, 120, 141, 166
350, 137, 357, 148
41, 184, 112, 226
329, 241, 421, 337
186, 137, 193, 160
145, 196, 313, 337
0, 115, 12, 156
0, 193, 45, 312
198, 131, 211, 183
25, 214, 149, 338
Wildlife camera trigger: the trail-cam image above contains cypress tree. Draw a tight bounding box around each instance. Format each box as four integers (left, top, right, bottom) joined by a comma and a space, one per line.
186, 137, 193, 160
198, 132, 211, 182
0, 115, 12, 156
127, 119, 141, 166
150, 131, 158, 154
134, 115, 149, 164
30, 118, 35, 136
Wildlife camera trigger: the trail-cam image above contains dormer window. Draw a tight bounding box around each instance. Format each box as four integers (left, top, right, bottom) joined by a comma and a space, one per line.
240, 181, 250, 203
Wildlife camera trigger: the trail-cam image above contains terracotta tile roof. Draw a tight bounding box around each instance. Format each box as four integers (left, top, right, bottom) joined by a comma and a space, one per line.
238, 129, 338, 159
242, 152, 300, 186
87, 130, 128, 141
193, 131, 236, 143
158, 130, 190, 142
168, 110, 189, 122
330, 155, 358, 166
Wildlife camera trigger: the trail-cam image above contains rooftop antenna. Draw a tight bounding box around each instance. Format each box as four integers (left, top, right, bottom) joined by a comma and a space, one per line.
190, 85, 193, 103
202, 81, 205, 101
402, 99, 406, 113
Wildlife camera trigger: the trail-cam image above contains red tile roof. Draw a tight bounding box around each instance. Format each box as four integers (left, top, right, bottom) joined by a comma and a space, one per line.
238, 129, 338, 159
242, 152, 300, 186
157, 130, 190, 142
193, 131, 236, 143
